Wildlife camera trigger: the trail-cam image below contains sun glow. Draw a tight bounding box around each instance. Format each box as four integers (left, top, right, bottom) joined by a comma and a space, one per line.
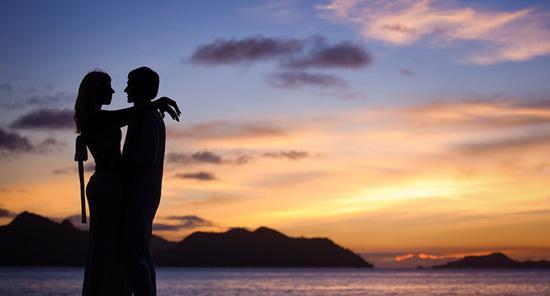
341, 177, 468, 210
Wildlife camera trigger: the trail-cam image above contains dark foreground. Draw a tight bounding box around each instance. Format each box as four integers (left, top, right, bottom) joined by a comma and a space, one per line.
1, 267, 549, 296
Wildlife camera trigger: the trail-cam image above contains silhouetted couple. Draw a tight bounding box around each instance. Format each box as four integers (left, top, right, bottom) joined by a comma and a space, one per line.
74, 67, 181, 296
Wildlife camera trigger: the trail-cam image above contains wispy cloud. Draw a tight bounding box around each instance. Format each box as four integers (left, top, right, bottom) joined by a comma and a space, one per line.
10, 108, 74, 130
154, 215, 216, 232
1, 128, 65, 156
189, 36, 303, 65
284, 37, 371, 69
455, 132, 550, 154
167, 215, 215, 229
0, 206, 16, 218
0, 128, 33, 153
31, 138, 65, 154
0, 90, 74, 110
267, 71, 348, 89
263, 150, 309, 160
404, 98, 550, 129
242, 0, 302, 23
168, 120, 287, 140
167, 150, 251, 166
167, 150, 224, 165
175, 171, 218, 181
152, 223, 182, 231
400, 68, 413, 76
319, 0, 550, 64
167, 149, 311, 167
51, 162, 95, 175
0, 83, 12, 91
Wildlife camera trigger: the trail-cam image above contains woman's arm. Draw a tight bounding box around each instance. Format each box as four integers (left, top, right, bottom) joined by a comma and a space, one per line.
87, 97, 181, 129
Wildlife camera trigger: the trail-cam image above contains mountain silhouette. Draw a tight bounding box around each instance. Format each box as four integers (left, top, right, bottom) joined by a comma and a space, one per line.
0, 211, 176, 266
433, 252, 550, 268
0, 212, 372, 268
0, 212, 88, 266
156, 226, 372, 267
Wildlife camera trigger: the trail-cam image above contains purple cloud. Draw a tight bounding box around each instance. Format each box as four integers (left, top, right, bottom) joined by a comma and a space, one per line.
10, 108, 74, 130
285, 38, 371, 69
153, 223, 182, 231
0, 206, 16, 218
0, 128, 33, 153
167, 215, 215, 229
189, 36, 303, 65
51, 162, 95, 175
0, 83, 12, 91
263, 150, 309, 160
400, 68, 413, 76
175, 171, 218, 181
167, 150, 223, 164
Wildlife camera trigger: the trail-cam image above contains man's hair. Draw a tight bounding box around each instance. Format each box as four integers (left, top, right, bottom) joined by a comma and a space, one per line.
128, 66, 159, 100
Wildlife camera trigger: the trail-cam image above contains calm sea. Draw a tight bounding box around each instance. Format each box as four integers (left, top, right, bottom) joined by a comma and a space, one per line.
0, 268, 549, 295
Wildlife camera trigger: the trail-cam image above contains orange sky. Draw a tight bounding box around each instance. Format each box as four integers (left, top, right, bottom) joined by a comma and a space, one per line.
2, 98, 550, 263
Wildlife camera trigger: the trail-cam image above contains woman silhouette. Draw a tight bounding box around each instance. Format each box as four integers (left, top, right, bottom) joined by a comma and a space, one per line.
74, 71, 180, 296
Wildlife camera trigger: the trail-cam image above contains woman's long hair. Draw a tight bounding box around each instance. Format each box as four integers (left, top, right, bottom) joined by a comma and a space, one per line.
74, 71, 111, 134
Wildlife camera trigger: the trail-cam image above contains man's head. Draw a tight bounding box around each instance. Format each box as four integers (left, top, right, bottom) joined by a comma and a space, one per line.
124, 67, 159, 103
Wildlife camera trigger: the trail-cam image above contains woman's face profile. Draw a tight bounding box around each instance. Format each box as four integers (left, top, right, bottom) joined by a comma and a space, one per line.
100, 79, 115, 106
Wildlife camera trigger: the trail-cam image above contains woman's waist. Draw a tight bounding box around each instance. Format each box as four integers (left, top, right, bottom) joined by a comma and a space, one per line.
94, 160, 122, 172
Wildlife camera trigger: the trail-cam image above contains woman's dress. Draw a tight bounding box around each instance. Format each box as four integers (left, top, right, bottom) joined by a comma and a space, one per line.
82, 125, 131, 296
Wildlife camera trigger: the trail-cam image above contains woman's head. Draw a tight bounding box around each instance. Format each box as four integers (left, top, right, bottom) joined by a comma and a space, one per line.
74, 71, 114, 133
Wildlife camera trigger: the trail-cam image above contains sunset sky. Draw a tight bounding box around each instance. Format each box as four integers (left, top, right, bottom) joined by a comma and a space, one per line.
1, 0, 550, 267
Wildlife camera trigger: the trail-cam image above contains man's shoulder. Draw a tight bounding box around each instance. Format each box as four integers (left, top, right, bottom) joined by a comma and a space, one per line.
143, 110, 165, 130
142, 109, 163, 121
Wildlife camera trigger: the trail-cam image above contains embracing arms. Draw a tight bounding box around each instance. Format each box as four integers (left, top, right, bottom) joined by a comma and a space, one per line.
86, 97, 181, 129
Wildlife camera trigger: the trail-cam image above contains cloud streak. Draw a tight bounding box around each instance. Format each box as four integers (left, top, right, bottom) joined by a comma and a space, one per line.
405, 98, 550, 130
51, 162, 95, 175
456, 132, 550, 154
154, 215, 215, 231
0, 206, 16, 218
168, 120, 287, 140
1, 128, 65, 156
263, 150, 309, 160
175, 172, 218, 181
167, 215, 215, 229
189, 36, 303, 65
320, 0, 550, 64
267, 71, 347, 89
189, 35, 371, 69
0, 128, 33, 153
284, 37, 371, 69
167, 150, 224, 165
10, 108, 74, 130
400, 68, 413, 76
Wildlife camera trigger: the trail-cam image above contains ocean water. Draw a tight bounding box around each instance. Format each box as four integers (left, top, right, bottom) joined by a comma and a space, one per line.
0, 268, 549, 296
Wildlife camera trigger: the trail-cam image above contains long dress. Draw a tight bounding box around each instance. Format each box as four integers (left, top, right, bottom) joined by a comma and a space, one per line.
82, 125, 131, 296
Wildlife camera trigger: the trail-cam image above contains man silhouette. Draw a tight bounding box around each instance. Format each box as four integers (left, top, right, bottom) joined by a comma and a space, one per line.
121, 67, 166, 296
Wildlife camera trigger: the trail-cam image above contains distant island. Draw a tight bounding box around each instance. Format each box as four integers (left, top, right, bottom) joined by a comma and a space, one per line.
433, 252, 550, 269
0, 212, 372, 268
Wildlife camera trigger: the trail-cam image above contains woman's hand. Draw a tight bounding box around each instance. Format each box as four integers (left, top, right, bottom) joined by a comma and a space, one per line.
153, 97, 182, 121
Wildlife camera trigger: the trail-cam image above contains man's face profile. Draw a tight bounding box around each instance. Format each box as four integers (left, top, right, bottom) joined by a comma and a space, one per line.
124, 78, 138, 103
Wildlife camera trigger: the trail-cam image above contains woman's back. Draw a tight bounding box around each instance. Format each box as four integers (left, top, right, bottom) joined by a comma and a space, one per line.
84, 125, 122, 171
